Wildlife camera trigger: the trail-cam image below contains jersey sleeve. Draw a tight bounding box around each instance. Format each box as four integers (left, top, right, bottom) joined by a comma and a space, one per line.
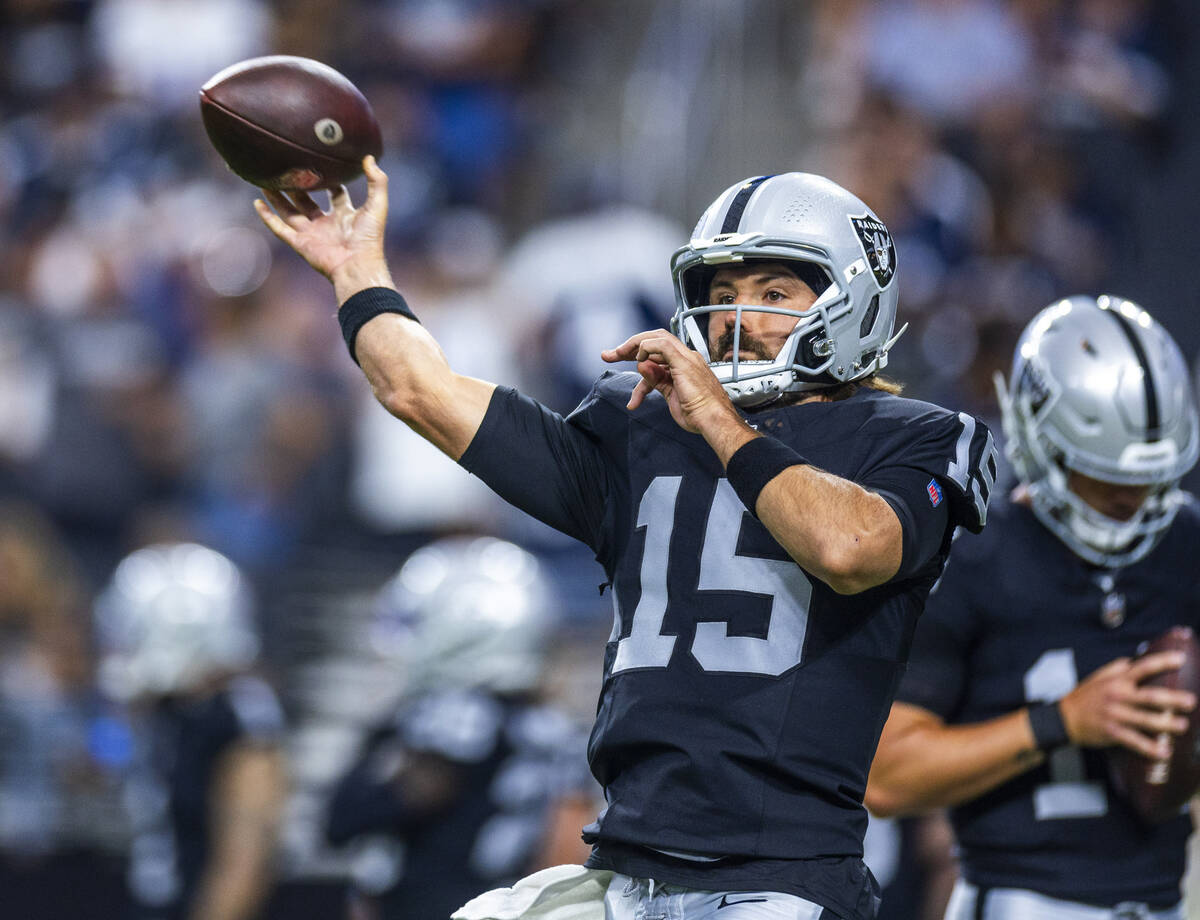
892, 551, 979, 719
861, 405, 997, 526
870, 475, 951, 580
457, 383, 621, 554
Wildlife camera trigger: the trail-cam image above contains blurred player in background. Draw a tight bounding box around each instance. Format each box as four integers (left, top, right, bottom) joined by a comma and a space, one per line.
867, 295, 1200, 919
322, 535, 594, 920
255, 160, 997, 920
96, 542, 287, 920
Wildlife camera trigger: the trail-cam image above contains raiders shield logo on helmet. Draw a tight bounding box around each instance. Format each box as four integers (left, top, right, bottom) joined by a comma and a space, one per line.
849, 215, 897, 288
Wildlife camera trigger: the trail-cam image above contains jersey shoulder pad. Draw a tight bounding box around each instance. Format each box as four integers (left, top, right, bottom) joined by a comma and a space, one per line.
859, 392, 998, 533
565, 371, 639, 438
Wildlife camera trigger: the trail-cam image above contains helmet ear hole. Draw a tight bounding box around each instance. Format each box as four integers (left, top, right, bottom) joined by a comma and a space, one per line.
859, 295, 880, 338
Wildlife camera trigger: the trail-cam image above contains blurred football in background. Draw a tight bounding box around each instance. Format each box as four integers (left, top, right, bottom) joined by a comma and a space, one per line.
199, 55, 382, 191
1107, 625, 1200, 823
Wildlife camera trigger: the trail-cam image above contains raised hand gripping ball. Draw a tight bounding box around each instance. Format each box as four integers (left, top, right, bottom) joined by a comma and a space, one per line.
199, 55, 382, 191
1107, 626, 1200, 823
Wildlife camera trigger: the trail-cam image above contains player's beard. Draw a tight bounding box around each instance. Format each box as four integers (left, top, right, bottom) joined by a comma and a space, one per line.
714, 327, 775, 361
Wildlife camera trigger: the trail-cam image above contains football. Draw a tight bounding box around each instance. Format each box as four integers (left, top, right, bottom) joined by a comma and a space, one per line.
1107, 625, 1200, 823
199, 55, 382, 191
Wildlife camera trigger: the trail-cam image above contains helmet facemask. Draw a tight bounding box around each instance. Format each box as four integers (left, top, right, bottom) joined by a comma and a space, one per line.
674, 253, 852, 407
669, 174, 904, 408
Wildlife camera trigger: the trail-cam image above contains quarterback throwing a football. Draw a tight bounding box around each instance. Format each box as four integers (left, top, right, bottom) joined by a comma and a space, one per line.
257, 159, 996, 920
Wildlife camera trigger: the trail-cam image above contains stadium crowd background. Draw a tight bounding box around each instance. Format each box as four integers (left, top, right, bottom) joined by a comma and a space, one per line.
1, 0, 1199, 917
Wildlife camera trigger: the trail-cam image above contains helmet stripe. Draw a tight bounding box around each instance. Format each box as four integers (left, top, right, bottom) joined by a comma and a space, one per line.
720, 175, 773, 234
1104, 305, 1161, 441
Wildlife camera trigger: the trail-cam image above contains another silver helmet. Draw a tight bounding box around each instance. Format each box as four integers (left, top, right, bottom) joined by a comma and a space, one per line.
372, 537, 554, 696
95, 543, 260, 700
671, 173, 904, 407
996, 295, 1199, 567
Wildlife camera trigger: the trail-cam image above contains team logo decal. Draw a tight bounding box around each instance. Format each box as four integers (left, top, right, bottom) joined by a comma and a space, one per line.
849, 214, 897, 287
926, 478, 943, 507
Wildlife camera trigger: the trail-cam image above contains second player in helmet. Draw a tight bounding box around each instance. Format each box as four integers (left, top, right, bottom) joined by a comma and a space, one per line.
865, 296, 1200, 919
323, 537, 593, 920
96, 543, 286, 920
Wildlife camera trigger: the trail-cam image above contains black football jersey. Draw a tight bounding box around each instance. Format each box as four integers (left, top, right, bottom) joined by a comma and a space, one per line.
459, 373, 994, 919
124, 676, 284, 919
325, 690, 589, 920
895, 496, 1200, 908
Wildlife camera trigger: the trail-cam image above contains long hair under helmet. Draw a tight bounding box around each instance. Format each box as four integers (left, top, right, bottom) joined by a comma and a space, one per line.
671, 173, 904, 407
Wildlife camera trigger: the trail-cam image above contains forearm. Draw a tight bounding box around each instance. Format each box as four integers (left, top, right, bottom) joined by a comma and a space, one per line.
189, 747, 285, 920
331, 264, 496, 460
755, 463, 901, 593
867, 705, 1044, 817
188, 853, 273, 920
701, 413, 901, 594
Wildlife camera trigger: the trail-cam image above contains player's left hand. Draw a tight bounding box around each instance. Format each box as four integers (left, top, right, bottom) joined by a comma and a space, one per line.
602, 330, 738, 434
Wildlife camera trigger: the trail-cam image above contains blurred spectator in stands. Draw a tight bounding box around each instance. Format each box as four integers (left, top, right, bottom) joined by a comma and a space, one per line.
500, 187, 685, 412
0, 501, 131, 920
89, 0, 270, 109
863, 0, 1036, 131
178, 269, 353, 573
323, 536, 595, 920
96, 541, 287, 920
816, 92, 994, 317
353, 0, 555, 214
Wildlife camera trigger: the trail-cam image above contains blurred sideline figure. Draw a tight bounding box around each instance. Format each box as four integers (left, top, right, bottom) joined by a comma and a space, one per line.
0, 502, 130, 920
96, 542, 287, 920
323, 536, 593, 920
867, 296, 1200, 919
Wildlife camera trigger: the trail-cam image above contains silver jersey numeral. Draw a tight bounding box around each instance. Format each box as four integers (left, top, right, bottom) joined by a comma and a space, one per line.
1024, 648, 1107, 820
613, 477, 812, 677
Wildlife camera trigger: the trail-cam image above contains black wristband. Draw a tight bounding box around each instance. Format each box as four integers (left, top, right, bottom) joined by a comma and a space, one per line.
1027, 701, 1070, 752
725, 436, 808, 517
338, 287, 419, 365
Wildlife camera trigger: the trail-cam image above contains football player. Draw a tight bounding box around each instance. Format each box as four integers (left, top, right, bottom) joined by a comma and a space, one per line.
96, 542, 287, 920
255, 160, 996, 920
866, 295, 1200, 919
322, 536, 594, 920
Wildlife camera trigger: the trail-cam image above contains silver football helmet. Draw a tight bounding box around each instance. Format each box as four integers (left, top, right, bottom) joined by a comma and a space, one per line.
671, 173, 904, 406
95, 543, 260, 700
372, 537, 554, 696
996, 295, 1199, 567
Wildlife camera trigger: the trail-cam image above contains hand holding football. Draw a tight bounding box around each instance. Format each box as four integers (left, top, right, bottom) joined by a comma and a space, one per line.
1107, 626, 1200, 823
199, 55, 382, 191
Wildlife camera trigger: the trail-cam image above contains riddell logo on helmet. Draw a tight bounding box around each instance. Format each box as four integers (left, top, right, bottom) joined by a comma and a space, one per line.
849, 215, 897, 288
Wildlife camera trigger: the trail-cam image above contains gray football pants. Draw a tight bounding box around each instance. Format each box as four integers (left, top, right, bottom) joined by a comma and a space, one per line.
944, 880, 1183, 920
604, 874, 833, 920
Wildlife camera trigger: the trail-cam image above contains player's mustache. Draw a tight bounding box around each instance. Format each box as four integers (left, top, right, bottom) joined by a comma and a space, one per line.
714, 328, 774, 361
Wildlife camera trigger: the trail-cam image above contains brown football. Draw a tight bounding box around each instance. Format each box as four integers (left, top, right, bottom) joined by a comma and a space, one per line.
1107, 625, 1200, 823
199, 55, 382, 191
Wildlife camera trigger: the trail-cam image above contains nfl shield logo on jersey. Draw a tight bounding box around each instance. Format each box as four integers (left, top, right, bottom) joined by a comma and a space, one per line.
849, 215, 897, 287
926, 479, 943, 507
